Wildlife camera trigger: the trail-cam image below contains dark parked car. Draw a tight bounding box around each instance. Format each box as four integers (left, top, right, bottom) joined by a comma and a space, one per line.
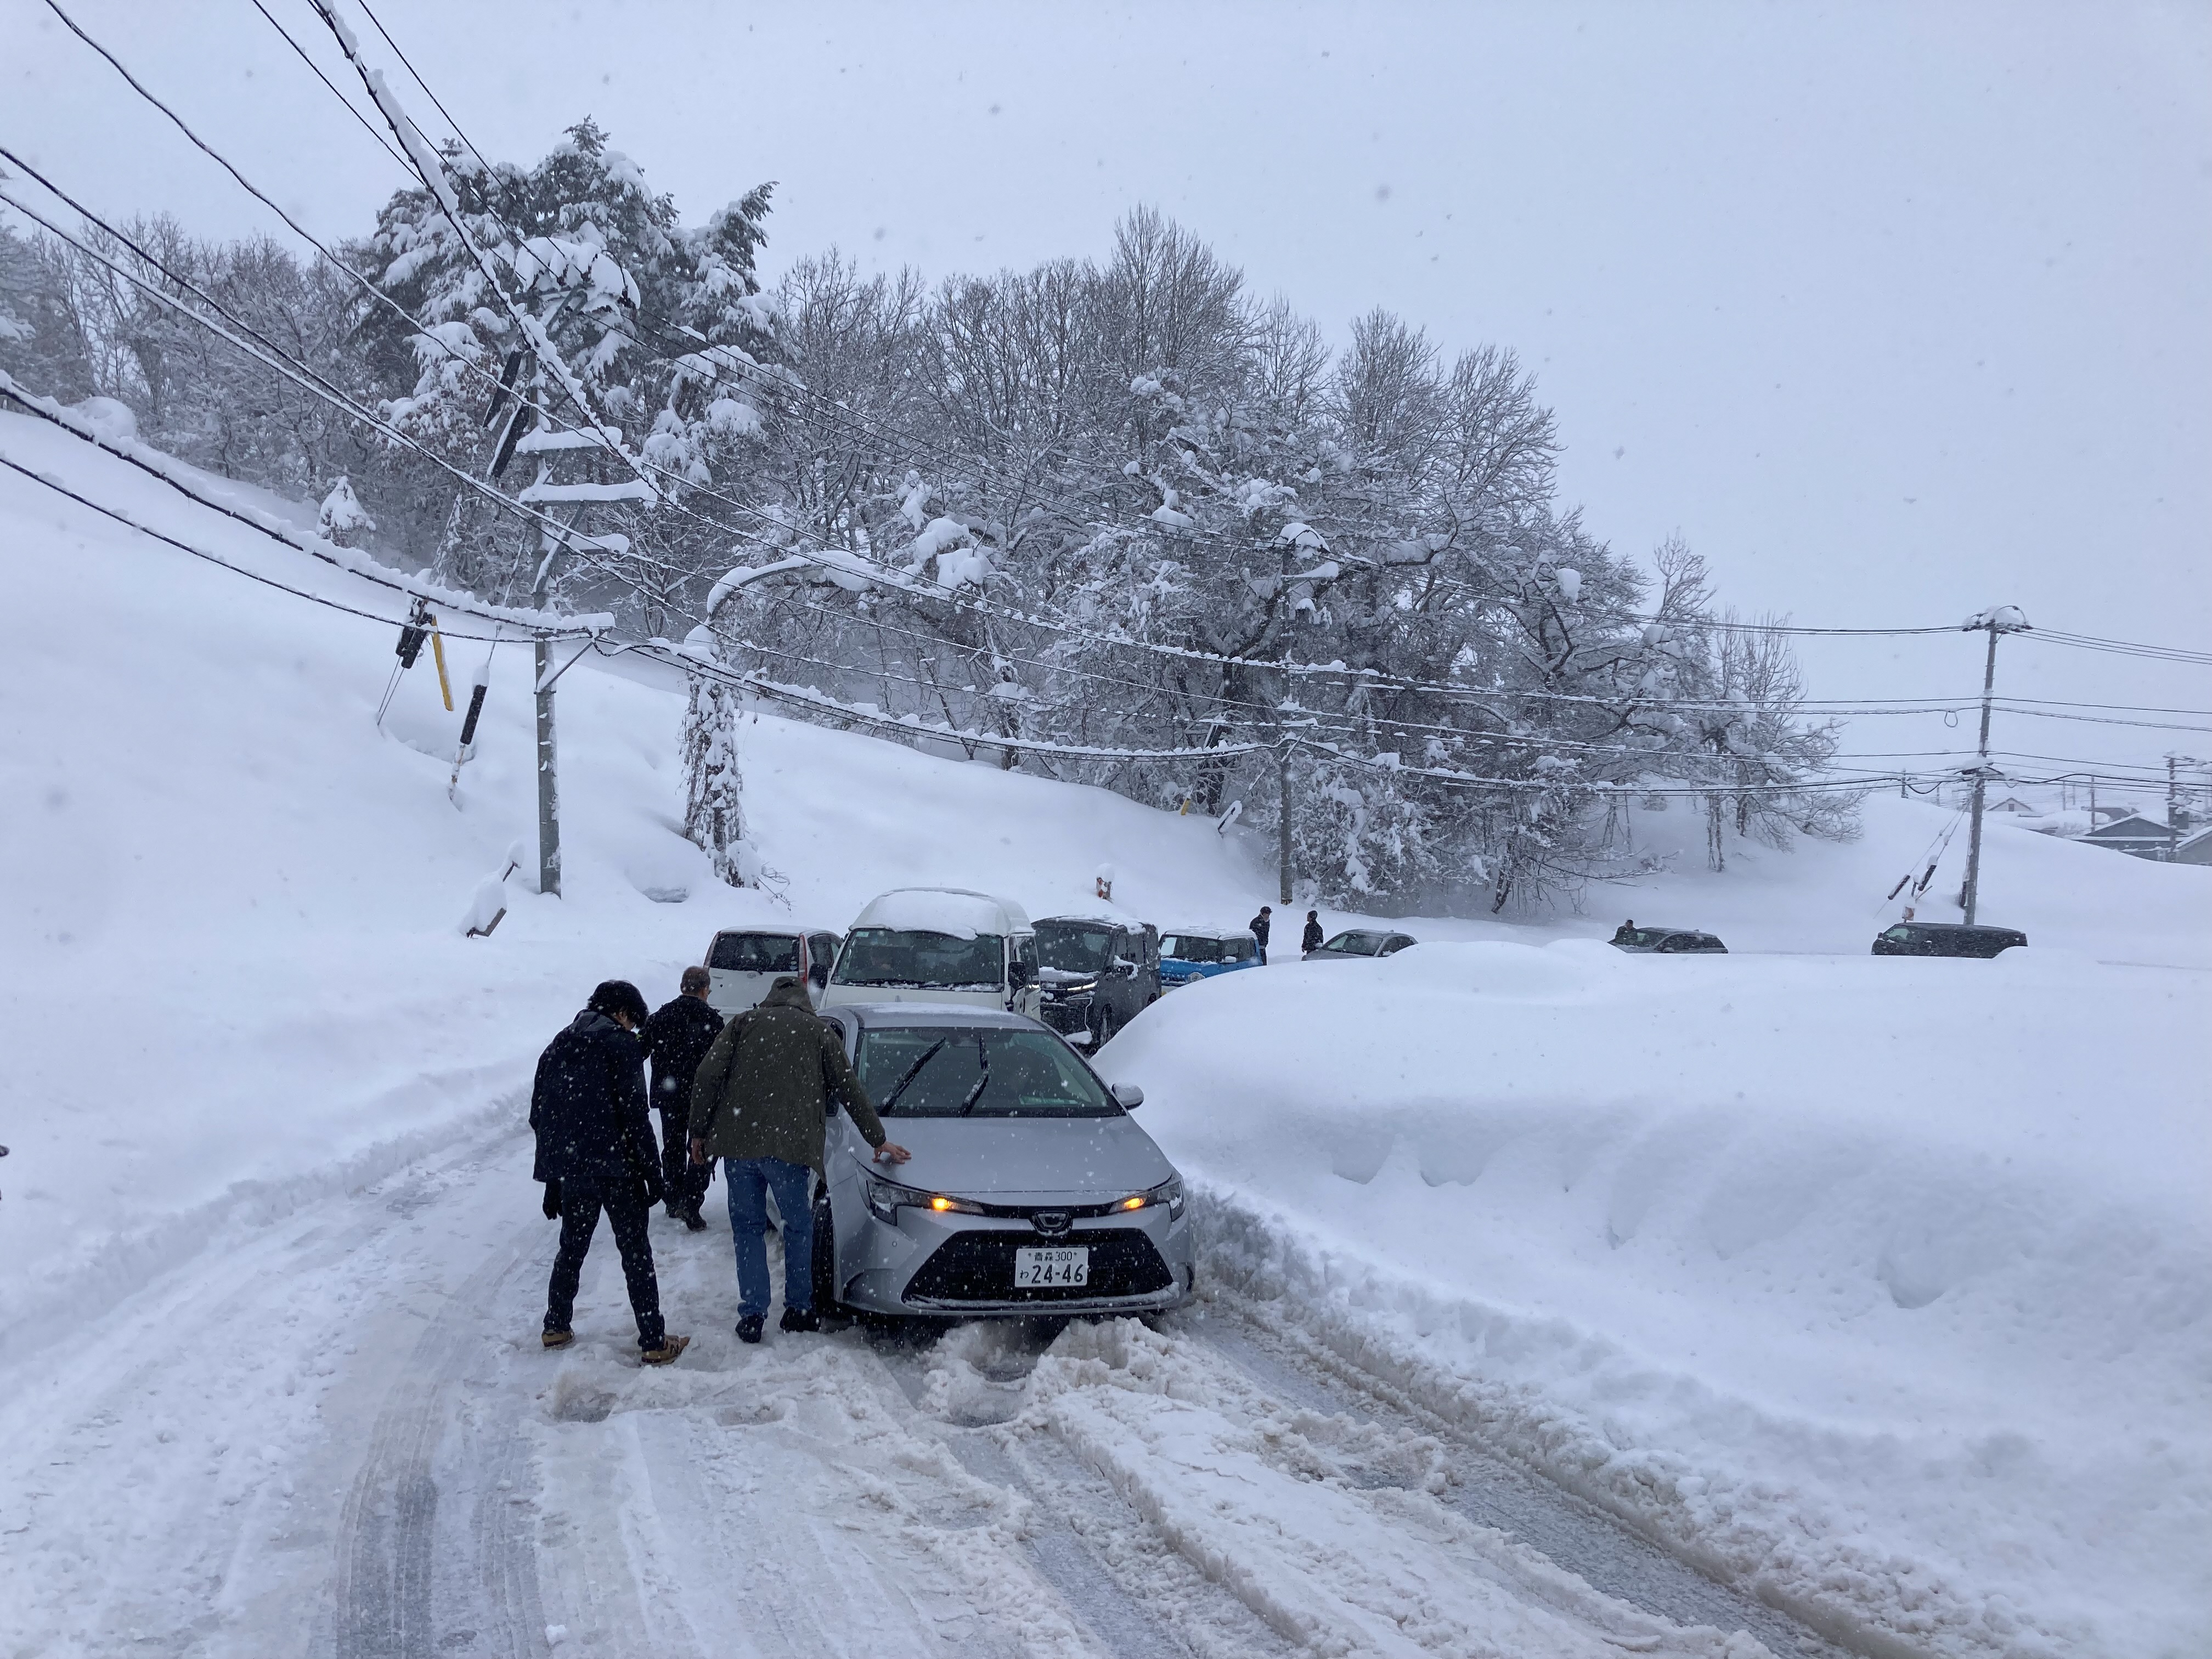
1033, 916, 1160, 1046
1872, 921, 2027, 958
1609, 924, 1729, 955
1303, 929, 1419, 961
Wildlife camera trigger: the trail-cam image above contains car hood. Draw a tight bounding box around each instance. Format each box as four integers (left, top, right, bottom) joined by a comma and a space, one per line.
849, 1113, 1174, 1201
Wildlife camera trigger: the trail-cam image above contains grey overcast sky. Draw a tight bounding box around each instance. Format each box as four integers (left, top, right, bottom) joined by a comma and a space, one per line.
6, 0, 2209, 789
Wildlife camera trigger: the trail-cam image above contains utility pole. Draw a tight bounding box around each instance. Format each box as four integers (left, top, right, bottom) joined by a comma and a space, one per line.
1958, 606, 2029, 924
2166, 753, 2202, 861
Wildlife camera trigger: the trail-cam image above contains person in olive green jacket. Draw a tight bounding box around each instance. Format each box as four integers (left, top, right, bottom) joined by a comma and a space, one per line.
687, 977, 910, 1341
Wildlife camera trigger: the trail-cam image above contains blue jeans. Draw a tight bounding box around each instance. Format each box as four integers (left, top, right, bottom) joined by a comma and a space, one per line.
723, 1156, 814, 1317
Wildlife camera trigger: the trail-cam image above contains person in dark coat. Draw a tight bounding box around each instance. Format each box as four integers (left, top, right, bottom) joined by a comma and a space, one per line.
639, 966, 723, 1231
530, 980, 687, 1364
1248, 905, 1273, 965
1300, 910, 1325, 953
689, 977, 910, 1342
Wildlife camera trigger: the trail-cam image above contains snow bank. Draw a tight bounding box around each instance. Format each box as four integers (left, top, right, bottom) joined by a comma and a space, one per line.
1101, 946, 2212, 1657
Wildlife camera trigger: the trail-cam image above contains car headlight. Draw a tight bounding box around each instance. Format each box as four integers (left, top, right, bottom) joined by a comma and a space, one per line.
862, 1171, 984, 1222
1049, 980, 1098, 998
1116, 1176, 1185, 1220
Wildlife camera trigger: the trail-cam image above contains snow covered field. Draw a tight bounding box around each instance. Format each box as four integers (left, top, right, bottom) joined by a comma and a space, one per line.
2, 409, 2208, 1658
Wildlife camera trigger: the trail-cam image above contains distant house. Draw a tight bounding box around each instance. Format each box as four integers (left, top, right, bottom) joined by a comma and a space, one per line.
1987, 797, 2038, 815
2176, 827, 2212, 867
2076, 813, 2176, 861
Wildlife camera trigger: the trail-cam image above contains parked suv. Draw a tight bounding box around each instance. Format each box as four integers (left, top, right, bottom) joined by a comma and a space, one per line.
702, 926, 843, 1015
1156, 928, 1261, 989
1872, 921, 2027, 958
823, 888, 1043, 1018
1033, 916, 1160, 1047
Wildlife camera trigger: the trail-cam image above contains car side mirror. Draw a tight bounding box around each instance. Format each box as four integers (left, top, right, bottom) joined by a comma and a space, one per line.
810, 960, 830, 987
1113, 956, 1139, 977
1007, 960, 1034, 988
1110, 1082, 1144, 1109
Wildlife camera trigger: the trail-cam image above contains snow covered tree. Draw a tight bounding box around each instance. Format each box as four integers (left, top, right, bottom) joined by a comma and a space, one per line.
682, 666, 752, 887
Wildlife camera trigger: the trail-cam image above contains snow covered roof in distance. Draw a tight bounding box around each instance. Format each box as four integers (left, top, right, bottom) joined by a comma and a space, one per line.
849, 887, 1032, 939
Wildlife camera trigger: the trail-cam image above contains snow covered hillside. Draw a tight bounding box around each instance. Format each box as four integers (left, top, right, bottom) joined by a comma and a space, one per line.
4, 407, 2207, 1659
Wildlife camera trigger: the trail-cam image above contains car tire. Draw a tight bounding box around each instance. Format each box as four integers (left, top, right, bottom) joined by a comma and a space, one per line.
810, 1190, 842, 1316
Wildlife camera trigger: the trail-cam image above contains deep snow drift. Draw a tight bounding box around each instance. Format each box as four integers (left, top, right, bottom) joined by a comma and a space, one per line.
4, 406, 2208, 1658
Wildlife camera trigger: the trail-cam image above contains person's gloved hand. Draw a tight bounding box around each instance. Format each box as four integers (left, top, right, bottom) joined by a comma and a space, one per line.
541, 1180, 562, 1220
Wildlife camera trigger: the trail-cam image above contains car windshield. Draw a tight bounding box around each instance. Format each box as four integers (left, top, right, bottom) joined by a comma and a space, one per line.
857, 1026, 1119, 1117
1160, 934, 1225, 963
1615, 927, 1675, 948
1036, 922, 1114, 973
834, 928, 1003, 990
1881, 926, 1915, 941
1320, 931, 1385, 955
709, 932, 801, 973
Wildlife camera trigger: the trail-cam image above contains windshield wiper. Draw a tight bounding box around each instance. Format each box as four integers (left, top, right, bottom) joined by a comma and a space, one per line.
956, 1035, 991, 1116
879, 1037, 951, 1114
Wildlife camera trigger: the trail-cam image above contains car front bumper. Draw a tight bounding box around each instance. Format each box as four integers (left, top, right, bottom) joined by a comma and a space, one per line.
828, 1202, 1194, 1319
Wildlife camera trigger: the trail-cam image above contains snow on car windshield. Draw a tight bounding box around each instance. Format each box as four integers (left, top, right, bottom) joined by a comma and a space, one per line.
834, 928, 1002, 989
858, 1026, 1117, 1116
1036, 921, 1114, 972
708, 932, 800, 973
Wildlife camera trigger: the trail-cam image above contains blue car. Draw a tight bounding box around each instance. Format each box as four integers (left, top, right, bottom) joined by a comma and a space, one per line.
1156, 928, 1261, 989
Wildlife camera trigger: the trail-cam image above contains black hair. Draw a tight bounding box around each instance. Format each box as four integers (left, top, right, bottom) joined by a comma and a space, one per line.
586, 979, 649, 1024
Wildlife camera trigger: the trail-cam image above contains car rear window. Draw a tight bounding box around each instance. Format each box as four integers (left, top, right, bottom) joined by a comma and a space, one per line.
856, 1026, 1118, 1117
1161, 935, 1224, 963
709, 932, 801, 973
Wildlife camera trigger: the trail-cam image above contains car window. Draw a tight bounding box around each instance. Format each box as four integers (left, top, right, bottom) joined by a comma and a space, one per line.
1160, 934, 1224, 963
856, 1026, 1119, 1117
834, 928, 1004, 990
1880, 926, 1914, 943
1036, 921, 1114, 972
1224, 938, 1256, 962
709, 932, 802, 973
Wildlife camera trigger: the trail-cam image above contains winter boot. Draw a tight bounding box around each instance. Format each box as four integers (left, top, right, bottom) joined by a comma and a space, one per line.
682, 1207, 709, 1233
640, 1334, 690, 1367
735, 1314, 765, 1345
780, 1306, 820, 1334
541, 1329, 574, 1349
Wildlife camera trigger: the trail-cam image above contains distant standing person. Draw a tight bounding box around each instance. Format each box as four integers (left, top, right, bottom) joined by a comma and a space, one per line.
640, 966, 724, 1231
530, 980, 689, 1364
688, 976, 912, 1343
1300, 910, 1324, 953
1249, 905, 1272, 965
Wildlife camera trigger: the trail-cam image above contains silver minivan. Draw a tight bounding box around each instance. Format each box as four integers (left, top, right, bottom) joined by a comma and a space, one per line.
821, 888, 1042, 1019
701, 926, 843, 1017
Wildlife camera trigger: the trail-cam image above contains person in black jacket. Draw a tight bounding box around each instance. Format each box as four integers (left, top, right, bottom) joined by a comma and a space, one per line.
1300, 910, 1325, 954
530, 980, 688, 1364
639, 966, 723, 1231
1248, 905, 1273, 965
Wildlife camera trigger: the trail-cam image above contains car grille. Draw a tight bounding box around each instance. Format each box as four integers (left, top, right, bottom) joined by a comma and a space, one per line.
1039, 1002, 1090, 1034
904, 1227, 1174, 1304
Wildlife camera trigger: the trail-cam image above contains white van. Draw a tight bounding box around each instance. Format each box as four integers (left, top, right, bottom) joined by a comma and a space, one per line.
701, 926, 844, 1017
822, 888, 1042, 1018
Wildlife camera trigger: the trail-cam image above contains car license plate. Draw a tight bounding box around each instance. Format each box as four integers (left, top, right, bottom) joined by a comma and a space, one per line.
1014, 1246, 1089, 1288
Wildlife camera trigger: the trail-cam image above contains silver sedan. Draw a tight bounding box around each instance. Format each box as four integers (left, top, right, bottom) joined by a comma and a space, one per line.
811, 1004, 1193, 1319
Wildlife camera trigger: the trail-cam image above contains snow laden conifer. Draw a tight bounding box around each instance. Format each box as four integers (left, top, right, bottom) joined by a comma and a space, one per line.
316, 475, 375, 546
681, 663, 752, 888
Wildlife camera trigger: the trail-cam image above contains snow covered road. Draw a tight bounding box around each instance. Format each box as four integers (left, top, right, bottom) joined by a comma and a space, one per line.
0, 1121, 1831, 1659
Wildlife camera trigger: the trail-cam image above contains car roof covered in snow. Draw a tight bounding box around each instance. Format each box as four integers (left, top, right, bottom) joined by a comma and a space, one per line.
1036, 913, 1146, 929
849, 887, 1031, 939
708, 923, 842, 938
1160, 926, 1257, 943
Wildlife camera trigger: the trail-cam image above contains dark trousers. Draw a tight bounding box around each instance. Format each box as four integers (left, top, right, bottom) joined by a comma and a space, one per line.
656, 1102, 710, 1213
545, 1176, 665, 1350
